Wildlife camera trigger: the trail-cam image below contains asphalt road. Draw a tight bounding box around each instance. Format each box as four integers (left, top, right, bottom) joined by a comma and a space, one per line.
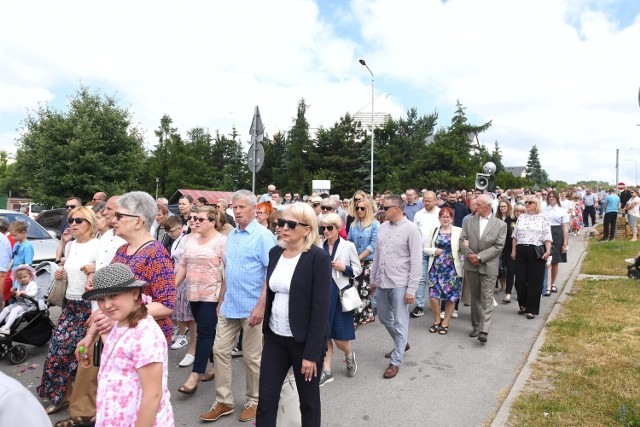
1, 234, 588, 427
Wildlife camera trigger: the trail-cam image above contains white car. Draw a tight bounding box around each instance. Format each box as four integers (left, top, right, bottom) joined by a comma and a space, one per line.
0, 210, 59, 265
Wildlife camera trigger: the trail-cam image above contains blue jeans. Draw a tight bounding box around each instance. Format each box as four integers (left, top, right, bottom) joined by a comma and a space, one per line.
415, 253, 430, 308
189, 301, 218, 374
376, 287, 409, 366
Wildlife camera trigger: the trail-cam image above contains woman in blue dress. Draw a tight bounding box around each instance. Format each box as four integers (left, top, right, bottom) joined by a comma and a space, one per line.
424, 207, 462, 335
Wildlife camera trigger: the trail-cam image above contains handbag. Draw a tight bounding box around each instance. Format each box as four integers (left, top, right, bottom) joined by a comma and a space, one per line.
93, 336, 104, 367
47, 278, 68, 307
276, 374, 301, 427
340, 285, 362, 312
534, 245, 546, 259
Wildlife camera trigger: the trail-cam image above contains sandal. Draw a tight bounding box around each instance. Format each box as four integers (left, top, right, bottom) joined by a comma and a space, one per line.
543, 290, 551, 296
438, 325, 449, 335
551, 285, 558, 293
45, 401, 69, 414
429, 323, 441, 333
526, 313, 535, 319
55, 416, 95, 427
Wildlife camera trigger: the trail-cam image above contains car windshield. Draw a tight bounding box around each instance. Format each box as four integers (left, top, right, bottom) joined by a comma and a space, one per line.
0, 213, 52, 239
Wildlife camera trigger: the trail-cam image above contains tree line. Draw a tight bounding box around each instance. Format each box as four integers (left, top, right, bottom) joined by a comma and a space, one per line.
0, 86, 554, 207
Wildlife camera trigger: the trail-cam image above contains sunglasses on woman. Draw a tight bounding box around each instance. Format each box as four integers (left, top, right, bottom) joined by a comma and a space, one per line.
68, 217, 87, 224
356, 206, 366, 212
114, 212, 140, 220
321, 206, 333, 211
194, 217, 212, 223
189, 215, 198, 220
319, 225, 335, 233
277, 218, 309, 229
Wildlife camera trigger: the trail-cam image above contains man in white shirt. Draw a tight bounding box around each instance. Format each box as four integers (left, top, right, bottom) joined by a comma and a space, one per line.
410, 191, 440, 318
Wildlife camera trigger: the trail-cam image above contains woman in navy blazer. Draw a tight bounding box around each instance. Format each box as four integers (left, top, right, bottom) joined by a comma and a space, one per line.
256, 202, 332, 427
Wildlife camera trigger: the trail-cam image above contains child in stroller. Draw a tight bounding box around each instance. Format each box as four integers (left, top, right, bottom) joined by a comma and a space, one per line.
0, 261, 56, 364
0, 264, 38, 335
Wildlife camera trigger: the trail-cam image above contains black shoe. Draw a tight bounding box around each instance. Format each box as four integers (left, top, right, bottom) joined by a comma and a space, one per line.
469, 330, 480, 337
477, 332, 488, 344
410, 307, 424, 318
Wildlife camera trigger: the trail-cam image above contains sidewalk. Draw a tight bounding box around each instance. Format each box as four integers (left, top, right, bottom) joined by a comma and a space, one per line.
1, 233, 590, 426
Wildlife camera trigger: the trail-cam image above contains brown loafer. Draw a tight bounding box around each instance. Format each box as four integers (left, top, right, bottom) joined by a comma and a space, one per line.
383, 364, 399, 379
200, 371, 216, 382
384, 342, 410, 358
45, 401, 69, 415
178, 383, 198, 395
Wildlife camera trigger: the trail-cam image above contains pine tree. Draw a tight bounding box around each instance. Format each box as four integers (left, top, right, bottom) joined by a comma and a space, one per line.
526, 145, 548, 188
489, 141, 504, 174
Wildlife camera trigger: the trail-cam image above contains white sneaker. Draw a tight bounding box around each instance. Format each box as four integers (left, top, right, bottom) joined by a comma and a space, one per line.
171, 335, 188, 350
178, 353, 195, 367
0, 327, 10, 335
452, 310, 459, 318
439, 311, 445, 320
171, 327, 179, 343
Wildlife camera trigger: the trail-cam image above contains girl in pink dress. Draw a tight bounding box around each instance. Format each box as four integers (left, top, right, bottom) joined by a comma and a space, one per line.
81, 263, 174, 427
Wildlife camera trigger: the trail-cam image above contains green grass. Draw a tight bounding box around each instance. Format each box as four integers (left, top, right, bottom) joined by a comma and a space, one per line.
508, 236, 640, 426
580, 237, 637, 276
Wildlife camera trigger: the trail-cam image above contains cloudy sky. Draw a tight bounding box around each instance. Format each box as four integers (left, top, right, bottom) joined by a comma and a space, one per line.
1, 0, 639, 186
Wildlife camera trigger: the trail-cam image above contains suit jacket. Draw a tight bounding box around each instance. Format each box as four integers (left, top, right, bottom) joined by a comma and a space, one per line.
460, 215, 507, 276
327, 238, 362, 290
264, 245, 332, 362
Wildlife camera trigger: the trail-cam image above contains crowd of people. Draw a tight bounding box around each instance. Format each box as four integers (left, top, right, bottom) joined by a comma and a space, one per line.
0, 182, 637, 426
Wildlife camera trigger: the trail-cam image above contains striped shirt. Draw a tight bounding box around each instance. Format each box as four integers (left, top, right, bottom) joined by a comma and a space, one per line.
222, 219, 277, 319
370, 217, 422, 295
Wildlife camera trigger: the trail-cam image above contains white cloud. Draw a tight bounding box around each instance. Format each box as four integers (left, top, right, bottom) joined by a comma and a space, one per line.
0, 0, 638, 185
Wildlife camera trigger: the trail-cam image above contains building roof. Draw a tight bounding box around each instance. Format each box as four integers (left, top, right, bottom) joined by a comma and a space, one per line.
169, 189, 236, 205
505, 166, 527, 177
353, 112, 392, 130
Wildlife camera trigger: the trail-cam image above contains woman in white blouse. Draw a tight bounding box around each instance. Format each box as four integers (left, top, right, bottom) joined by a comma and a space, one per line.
543, 190, 569, 295
623, 188, 640, 241
511, 196, 552, 319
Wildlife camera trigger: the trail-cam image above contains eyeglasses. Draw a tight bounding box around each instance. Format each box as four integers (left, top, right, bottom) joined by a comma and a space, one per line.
356, 206, 366, 212
68, 217, 87, 225
114, 212, 140, 220
382, 205, 400, 211
271, 222, 278, 228
189, 215, 198, 220
312, 203, 320, 208
66, 205, 76, 209
541, 193, 548, 196
320, 206, 333, 211
525, 201, 536, 205
319, 225, 335, 233
277, 218, 309, 229
194, 217, 212, 223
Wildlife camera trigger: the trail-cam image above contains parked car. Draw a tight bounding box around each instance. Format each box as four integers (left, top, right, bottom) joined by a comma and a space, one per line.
35, 208, 66, 240
19, 202, 43, 220
0, 210, 59, 265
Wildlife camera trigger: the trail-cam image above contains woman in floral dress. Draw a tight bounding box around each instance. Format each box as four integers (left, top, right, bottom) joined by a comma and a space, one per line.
424, 207, 462, 335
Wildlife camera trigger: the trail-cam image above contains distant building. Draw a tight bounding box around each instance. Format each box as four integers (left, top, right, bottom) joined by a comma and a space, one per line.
353, 111, 391, 131
505, 166, 527, 178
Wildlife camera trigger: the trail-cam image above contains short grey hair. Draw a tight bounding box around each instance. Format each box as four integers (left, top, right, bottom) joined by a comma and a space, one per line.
232, 190, 257, 206
385, 194, 404, 208
118, 191, 157, 231
477, 194, 493, 206
156, 197, 169, 206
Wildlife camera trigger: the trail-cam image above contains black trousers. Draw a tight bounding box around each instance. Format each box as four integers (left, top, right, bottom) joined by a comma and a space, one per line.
501, 252, 516, 294
256, 331, 324, 427
583, 205, 597, 227
602, 212, 618, 240
514, 245, 545, 315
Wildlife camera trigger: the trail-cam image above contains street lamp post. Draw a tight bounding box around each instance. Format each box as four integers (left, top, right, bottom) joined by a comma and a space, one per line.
359, 59, 374, 197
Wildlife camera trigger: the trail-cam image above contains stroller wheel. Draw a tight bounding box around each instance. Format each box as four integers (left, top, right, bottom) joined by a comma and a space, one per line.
9, 344, 28, 364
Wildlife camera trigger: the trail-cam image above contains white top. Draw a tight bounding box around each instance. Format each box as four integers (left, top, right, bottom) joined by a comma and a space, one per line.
414, 206, 441, 246
479, 214, 491, 237
65, 239, 100, 301
0, 372, 52, 426
544, 204, 570, 226
268, 252, 301, 337
92, 230, 126, 311
560, 199, 574, 216
626, 196, 640, 218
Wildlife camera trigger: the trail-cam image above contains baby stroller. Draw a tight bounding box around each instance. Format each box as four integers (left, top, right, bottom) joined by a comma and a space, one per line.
0, 261, 57, 364
628, 256, 640, 280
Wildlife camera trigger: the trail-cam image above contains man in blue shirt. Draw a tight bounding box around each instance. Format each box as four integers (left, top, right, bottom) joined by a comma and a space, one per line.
202, 190, 276, 423
601, 188, 621, 241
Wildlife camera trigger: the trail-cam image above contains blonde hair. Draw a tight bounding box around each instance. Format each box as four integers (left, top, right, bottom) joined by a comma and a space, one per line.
68, 206, 99, 237
348, 190, 369, 217
524, 196, 542, 214
197, 205, 221, 223
353, 198, 375, 229
280, 202, 320, 251
320, 212, 342, 229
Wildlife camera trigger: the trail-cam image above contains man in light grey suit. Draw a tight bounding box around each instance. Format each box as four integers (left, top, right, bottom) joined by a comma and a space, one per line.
460, 194, 507, 344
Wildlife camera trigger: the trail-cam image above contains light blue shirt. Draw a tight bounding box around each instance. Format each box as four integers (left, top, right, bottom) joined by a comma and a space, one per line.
604, 194, 620, 213
222, 219, 276, 319
347, 220, 379, 261
11, 240, 34, 289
